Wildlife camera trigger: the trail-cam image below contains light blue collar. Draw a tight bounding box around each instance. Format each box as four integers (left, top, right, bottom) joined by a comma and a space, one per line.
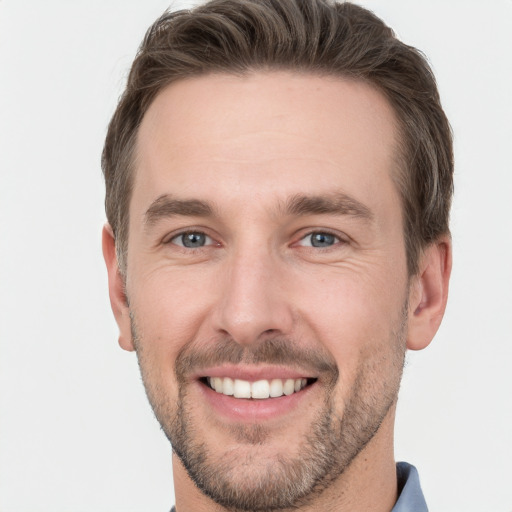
392, 462, 428, 512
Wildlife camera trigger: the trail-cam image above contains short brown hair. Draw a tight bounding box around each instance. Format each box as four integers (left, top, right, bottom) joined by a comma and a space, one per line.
102, 0, 453, 275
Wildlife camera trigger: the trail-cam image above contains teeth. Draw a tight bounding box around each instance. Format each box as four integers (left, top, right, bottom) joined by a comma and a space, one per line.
223, 377, 234, 396
269, 379, 283, 397
212, 377, 223, 393
283, 379, 295, 396
251, 380, 270, 399
233, 379, 251, 398
206, 377, 309, 399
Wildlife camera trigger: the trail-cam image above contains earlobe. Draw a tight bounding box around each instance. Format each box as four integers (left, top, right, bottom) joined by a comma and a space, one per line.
102, 224, 135, 352
406, 237, 452, 351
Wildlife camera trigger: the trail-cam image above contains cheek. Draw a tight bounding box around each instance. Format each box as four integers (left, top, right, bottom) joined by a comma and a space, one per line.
301, 284, 407, 417
290, 266, 407, 384
128, 268, 216, 382
296, 268, 406, 337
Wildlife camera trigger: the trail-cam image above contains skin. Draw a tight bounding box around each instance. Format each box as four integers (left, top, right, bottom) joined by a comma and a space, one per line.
103, 72, 451, 512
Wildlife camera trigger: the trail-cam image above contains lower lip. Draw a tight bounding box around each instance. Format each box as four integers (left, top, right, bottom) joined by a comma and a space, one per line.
197, 381, 316, 422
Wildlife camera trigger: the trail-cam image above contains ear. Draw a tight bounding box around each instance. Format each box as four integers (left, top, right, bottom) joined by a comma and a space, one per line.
406, 236, 452, 351
102, 224, 134, 351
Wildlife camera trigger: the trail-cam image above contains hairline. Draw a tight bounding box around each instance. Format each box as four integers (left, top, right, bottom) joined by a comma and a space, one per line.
115, 68, 425, 277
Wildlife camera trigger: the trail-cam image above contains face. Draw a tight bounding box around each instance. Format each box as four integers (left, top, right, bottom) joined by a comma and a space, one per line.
124, 72, 411, 510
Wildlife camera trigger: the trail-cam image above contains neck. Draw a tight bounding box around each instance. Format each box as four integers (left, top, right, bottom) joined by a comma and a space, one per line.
173, 408, 398, 512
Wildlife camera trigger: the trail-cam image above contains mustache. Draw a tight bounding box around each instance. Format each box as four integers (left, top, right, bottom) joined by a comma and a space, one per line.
175, 336, 339, 382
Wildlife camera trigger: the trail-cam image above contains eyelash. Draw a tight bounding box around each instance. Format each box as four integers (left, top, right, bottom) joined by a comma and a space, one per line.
165, 229, 347, 251
166, 230, 218, 249
294, 230, 346, 250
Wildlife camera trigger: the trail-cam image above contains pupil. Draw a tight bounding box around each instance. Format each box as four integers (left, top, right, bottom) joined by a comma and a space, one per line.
183, 232, 205, 248
311, 233, 335, 247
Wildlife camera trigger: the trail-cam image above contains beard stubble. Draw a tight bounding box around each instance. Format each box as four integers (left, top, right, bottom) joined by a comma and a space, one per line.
132, 310, 407, 512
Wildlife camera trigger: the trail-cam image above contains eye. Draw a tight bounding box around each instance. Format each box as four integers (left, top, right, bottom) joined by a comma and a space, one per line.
170, 231, 214, 248
297, 232, 340, 248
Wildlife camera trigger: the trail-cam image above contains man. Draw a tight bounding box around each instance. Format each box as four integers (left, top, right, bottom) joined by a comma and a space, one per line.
102, 0, 452, 510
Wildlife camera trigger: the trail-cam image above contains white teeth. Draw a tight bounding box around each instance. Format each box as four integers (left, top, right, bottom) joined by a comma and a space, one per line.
212, 377, 223, 393
269, 379, 283, 397
283, 379, 295, 396
251, 380, 270, 399
207, 377, 309, 399
222, 377, 234, 396
233, 379, 251, 398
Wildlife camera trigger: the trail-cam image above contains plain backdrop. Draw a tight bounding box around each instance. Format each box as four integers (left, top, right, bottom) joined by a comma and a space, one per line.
1, 1, 511, 511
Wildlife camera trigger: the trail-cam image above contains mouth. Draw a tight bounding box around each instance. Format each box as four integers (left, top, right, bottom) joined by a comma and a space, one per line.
192, 365, 322, 422
201, 376, 317, 399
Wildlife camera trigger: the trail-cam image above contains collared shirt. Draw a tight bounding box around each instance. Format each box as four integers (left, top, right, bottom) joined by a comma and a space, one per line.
170, 461, 428, 512
392, 462, 429, 512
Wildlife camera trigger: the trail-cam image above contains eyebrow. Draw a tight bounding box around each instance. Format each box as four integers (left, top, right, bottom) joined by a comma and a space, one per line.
144, 195, 215, 228
283, 193, 373, 221
143, 191, 373, 229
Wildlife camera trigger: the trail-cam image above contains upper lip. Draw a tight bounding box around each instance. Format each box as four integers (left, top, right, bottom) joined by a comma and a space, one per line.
191, 364, 316, 382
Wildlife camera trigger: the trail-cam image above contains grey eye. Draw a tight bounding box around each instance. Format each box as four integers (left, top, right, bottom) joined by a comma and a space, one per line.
310, 232, 336, 247
173, 232, 210, 248
297, 232, 339, 248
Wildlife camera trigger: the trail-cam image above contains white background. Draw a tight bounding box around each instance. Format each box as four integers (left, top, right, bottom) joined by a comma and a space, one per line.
0, 1, 511, 511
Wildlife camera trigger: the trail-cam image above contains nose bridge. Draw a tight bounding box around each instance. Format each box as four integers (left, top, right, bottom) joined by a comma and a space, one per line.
214, 239, 292, 345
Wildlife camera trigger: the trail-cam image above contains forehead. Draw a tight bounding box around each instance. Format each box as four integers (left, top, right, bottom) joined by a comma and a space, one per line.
134, 71, 400, 219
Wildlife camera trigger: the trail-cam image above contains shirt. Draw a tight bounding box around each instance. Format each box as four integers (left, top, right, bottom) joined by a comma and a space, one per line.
392, 462, 429, 512
170, 461, 428, 512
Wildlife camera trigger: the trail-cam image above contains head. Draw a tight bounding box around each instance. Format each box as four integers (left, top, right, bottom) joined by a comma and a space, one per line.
102, 1, 453, 510
103, 0, 453, 278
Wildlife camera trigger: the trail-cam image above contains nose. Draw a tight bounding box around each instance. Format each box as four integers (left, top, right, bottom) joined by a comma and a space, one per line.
212, 245, 294, 346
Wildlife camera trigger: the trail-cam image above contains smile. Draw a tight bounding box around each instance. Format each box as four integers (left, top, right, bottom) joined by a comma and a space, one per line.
204, 377, 313, 399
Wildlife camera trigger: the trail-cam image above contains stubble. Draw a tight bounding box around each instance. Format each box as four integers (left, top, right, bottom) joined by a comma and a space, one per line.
131, 309, 407, 511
